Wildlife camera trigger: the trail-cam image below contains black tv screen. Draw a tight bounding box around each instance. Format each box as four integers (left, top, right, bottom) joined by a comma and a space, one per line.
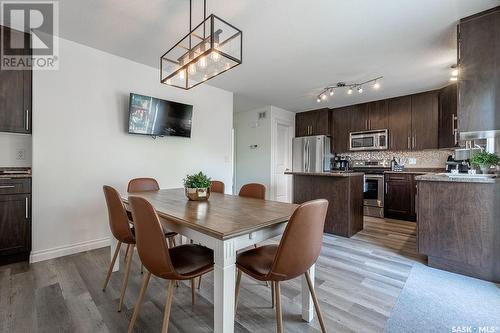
128, 93, 193, 137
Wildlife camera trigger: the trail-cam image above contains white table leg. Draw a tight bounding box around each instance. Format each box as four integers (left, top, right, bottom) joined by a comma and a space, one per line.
301, 264, 315, 322
111, 237, 120, 272
214, 239, 236, 333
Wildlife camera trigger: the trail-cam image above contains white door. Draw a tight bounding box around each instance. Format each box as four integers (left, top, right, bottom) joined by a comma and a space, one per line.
272, 120, 293, 203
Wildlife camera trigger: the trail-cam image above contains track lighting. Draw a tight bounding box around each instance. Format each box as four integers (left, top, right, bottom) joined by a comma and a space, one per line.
450, 77, 458, 82
315, 76, 382, 102
451, 69, 459, 76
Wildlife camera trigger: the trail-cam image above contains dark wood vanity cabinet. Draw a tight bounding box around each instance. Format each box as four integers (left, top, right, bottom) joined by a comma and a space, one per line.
295, 108, 330, 137
458, 6, 500, 135
0, 178, 31, 265
0, 25, 32, 134
438, 84, 458, 148
384, 173, 416, 221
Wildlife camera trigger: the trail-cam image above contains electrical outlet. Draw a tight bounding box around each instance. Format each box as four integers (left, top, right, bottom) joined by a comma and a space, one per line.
408, 158, 416, 165
16, 149, 26, 160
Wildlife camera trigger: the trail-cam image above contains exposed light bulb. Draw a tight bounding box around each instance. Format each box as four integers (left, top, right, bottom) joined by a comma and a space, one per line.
198, 56, 207, 68
451, 69, 459, 76
316, 97, 321, 103
166, 78, 172, 85
450, 76, 458, 82
211, 51, 220, 62
329, 89, 334, 96
358, 86, 363, 94
188, 63, 196, 75
373, 81, 380, 89
321, 94, 327, 101
179, 69, 185, 80
347, 87, 353, 95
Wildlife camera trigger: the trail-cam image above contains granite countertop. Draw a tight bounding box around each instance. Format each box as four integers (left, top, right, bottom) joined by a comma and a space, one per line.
384, 168, 445, 174
0, 174, 32, 179
415, 173, 499, 184
285, 171, 364, 177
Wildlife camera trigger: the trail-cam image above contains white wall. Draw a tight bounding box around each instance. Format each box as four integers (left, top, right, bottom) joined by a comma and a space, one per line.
31, 37, 233, 262
0, 133, 32, 167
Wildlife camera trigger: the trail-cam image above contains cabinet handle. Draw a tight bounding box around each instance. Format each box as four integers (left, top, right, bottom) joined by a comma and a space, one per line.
412, 136, 416, 149
407, 136, 410, 149
0, 185, 15, 189
25, 197, 29, 219
385, 182, 388, 194
25, 109, 29, 131
452, 114, 458, 145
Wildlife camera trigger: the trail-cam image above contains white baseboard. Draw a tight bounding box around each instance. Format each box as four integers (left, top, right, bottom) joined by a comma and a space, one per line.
30, 237, 110, 263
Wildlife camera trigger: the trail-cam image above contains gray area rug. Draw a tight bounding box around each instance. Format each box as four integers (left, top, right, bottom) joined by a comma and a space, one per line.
385, 263, 500, 333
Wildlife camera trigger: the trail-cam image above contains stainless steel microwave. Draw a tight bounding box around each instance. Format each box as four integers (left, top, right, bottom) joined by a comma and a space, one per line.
349, 129, 388, 151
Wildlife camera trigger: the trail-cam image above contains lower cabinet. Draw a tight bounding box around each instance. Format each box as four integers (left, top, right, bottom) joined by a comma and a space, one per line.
384, 173, 416, 221
0, 178, 31, 265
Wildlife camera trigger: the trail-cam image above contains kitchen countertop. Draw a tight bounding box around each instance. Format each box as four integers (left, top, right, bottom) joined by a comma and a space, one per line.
384, 168, 445, 174
285, 171, 364, 177
0, 174, 32, 179
415, 173, 499, 184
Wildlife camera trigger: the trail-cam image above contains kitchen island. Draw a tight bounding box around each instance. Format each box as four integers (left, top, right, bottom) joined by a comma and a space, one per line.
416, 173, 500, 282
285, 171, 364, 237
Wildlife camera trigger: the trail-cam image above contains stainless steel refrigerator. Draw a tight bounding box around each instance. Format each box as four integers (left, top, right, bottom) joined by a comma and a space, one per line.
292, 135, 331, 172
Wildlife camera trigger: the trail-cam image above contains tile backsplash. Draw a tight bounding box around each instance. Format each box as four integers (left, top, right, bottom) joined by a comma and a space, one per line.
340, 149, 452, 168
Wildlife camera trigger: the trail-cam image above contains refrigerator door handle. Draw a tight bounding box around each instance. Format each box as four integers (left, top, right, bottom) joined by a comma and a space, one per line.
303, 140, 307, 171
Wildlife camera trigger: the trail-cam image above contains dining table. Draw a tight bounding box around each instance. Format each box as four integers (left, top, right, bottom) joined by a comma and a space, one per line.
113, 188, 317, 333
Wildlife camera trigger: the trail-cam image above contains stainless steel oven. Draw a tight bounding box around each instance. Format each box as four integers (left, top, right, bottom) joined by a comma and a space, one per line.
349, 129, 388, 151
351, 160, 389, 218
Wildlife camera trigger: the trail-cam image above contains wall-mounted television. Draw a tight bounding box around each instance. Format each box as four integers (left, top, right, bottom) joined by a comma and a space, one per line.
128, 93, 193, 138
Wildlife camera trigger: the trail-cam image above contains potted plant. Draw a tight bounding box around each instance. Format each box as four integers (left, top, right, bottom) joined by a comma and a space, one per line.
470, 151, 500, 174
183, 171, 212, 201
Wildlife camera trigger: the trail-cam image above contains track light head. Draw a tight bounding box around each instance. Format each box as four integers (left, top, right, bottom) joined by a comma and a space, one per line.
358, 86, 363, 94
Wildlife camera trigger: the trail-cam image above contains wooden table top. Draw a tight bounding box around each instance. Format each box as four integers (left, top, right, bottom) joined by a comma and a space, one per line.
122, 188, 299, 240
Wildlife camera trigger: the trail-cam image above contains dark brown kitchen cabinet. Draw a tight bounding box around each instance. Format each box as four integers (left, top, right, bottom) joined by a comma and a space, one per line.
331, 107, 350, 152
0, 25, 32, 134
367, 100, 388, 130
411, 91, 439, 150
387, 96, 412, 150
295, 108, 330, 137
384, 173, 416, 221
458, 6, 500, 135
348, 104, 369, 132
439, 84, 458, 148
0, 178, 31, 265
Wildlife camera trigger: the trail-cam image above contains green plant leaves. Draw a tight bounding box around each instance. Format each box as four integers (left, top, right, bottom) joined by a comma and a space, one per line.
183, 171, 212, 188
470, 151, 500, 167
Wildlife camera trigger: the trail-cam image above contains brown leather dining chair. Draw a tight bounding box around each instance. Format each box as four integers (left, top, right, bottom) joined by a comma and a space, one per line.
128, 178, 178, 247
127, 196, 214, 333
102, 185, 140, 312
239, 182, 266, 199
234, 199, 329, 333
210, 180, 225, 193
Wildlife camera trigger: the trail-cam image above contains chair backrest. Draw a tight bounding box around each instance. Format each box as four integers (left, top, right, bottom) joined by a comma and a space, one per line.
127, 178, 160, 193
239, 183, 266, 199
128, 196, 176, 279
103, 185, 135, 244
210, 180, 225, 194
269, 199, 328, 280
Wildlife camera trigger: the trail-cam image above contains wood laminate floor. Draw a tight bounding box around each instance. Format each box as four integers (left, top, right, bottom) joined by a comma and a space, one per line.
0, 217, 426, 333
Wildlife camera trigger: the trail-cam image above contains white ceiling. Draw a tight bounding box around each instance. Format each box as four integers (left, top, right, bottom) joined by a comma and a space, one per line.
53, 0, 500, 111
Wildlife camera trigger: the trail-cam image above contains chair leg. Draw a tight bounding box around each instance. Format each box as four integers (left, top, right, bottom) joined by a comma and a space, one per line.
235, 270, 242, 311
305, 271, 327, 333
102, 241, 122, 291
118, 244, 135, 312
127, 271, 151, 333
172, 236, 176, 247
274, 281, 283, 333
141, 263, 144, 274
191, 279, 196, 305
197, 275, 202, 290
271, 280, 275, 308
161, 280, 176, 333
124, 243, 131, 263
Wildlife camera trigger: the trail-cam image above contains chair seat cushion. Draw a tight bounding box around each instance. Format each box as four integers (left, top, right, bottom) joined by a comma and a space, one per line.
130, 226, 177, 239
236, 244, 278, 280
169, 244, 214, 278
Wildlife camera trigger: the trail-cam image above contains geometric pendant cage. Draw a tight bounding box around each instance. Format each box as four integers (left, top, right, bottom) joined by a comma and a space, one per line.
160, 13, 242, 90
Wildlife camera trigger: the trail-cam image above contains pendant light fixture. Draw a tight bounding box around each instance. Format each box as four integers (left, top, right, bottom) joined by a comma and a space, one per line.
160, 0, 243, 90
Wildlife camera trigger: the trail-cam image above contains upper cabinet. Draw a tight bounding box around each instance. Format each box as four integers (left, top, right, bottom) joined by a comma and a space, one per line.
0, 26, 32, 134
295, 108, 330, 137
331, 107, 350, 153
348, 104, 369, 132
367, 100, 388, 130
387, 96, 412, 151
411, 91, 439, 150
457, 6, 500, 136
438, 84, 458, 148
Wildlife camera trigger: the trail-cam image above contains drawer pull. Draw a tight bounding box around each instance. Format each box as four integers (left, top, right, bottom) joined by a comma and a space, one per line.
0, 185, 15, 189
25, 197, 29, 219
